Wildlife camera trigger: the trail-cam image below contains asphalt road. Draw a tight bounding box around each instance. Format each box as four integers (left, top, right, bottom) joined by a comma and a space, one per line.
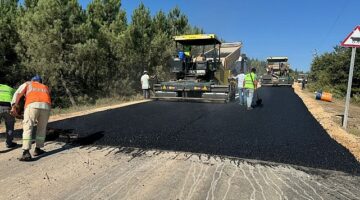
2, 87, 360, 200
49, 87, 360, 175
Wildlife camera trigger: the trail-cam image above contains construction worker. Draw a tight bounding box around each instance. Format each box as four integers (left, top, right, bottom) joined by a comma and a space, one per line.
141, 71, 151, 99
235, 70, 246, 105
243, 68, 258, 110
301, 77, 306, 90
184, 45, 191, 58
0, 84, 17, 148
11, 75, 51, 161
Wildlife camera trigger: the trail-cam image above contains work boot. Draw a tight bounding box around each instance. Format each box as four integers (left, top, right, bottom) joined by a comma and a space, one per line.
6, 142, 18, 148
33, 147, 46, 156
19, 150, 32, 161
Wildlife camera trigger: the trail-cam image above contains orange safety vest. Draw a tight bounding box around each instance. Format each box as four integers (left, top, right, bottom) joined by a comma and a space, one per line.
25, 82, 51, 108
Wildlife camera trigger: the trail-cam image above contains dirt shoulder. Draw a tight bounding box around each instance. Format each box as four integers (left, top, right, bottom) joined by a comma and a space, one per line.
293, 83, 360, 162
0, 99, 151, 133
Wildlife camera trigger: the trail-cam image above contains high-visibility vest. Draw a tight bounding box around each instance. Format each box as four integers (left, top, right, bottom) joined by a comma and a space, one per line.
0, 84, 15, 103
244, 73, 256, 89
24, 82, 51, 108
184, 46, 191, 57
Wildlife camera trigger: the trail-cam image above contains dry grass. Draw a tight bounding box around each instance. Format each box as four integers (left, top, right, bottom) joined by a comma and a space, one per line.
294, 83, 360, 162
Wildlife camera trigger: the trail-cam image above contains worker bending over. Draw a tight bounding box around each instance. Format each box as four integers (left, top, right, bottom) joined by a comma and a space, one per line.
11, 75, 51, 161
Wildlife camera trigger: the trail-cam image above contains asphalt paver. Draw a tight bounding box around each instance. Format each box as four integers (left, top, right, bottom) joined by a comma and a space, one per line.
50, 87, 360, 174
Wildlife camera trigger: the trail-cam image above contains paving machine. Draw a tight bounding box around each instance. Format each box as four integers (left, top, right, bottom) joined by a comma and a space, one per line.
153, 34, 241, 102
261, 56, 294, 86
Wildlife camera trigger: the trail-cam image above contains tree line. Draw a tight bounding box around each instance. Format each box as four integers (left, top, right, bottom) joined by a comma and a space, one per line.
0, 0, 203, 107
309, 46, 360, 103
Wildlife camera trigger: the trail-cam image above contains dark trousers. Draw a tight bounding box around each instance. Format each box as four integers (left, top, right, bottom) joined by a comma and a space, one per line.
0, 106, 15, 145
143, 89, 150, 99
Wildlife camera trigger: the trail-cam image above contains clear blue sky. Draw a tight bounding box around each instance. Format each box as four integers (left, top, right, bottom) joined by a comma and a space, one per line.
81, 0, 359, 72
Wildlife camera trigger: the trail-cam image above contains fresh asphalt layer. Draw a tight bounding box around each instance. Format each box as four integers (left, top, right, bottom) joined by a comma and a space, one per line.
49, 87, 360, 175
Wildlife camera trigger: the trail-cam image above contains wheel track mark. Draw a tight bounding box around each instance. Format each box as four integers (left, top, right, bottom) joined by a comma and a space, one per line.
81, 162, 156, 200
206, 164, 225, 200
185, 163, 201, 200
107, 168, 144, 200
64, 163, 120, 200
121, 160, 173, 200
269, 169, 310, 199
327, 177, 360, 199
336, 185, 360, 199
187, 165, 210, 200
258, 167, 282, 200
240, 164, 256, 200
89, 164, 150, 200
221, 167, 238, 200
106, 162, 161, 200
249, 165, 266, 200
308, 178, 352, 200
178, 162, 194, 200
264, 168, 287, 200
211, 164, 225, 200
205, 164, 220, 200
278, 173, 314, 200
295, 175, 324, 200
319, 179, 359, 200
81, 167, 137, 200
79, 158, 159, 200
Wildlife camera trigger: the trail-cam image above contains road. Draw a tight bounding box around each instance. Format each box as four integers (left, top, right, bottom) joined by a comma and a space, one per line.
1, 87, 360, 199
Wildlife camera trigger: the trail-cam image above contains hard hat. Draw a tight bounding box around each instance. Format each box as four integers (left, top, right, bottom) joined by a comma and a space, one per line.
31, 75, 42, 83
144, 70, 148, 74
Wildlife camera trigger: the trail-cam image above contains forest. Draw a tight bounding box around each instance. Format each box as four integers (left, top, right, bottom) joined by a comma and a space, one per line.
1, 0, 359, 107
0, 0, 203, 107
308, 46, 360, 103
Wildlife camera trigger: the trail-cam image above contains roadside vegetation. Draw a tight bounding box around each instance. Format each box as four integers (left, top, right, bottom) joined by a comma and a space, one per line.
0, 0, 203, 108
308, 47, 360, 104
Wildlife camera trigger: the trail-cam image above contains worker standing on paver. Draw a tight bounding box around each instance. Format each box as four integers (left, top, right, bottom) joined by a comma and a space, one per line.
141, 71, 151, 99
235, 70, 246, 105
11, 75, 51, 161
0, 84, 17, 148
243, 68, 258, 110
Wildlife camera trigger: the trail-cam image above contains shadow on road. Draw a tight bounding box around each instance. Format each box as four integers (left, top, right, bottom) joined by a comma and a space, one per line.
12, 131, 105, 162
48, 87, 360, 175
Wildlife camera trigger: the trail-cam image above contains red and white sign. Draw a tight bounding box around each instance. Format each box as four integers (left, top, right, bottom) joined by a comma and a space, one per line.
341, 25, 360, 47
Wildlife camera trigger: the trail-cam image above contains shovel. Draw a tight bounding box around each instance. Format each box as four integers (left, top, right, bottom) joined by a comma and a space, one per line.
255, 90, 262, 106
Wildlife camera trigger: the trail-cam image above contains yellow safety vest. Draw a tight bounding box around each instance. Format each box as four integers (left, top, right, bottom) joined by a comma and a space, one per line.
184, 46, 191, 57
244, 73, 256, 89
0, 84, 15, 103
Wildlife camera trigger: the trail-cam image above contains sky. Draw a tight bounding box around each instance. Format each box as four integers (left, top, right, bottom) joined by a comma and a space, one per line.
78, 0, 359, 72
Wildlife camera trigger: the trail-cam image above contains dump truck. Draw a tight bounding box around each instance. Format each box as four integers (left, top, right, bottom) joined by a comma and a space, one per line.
153, 34, 241, 102
261, 56, 294, 86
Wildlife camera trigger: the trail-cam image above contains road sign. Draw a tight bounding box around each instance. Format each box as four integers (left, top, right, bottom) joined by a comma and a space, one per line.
341, 25, 360, 47
340, 26, 359, 129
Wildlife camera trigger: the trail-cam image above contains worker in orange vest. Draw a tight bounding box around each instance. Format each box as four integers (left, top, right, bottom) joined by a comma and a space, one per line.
11, 75, 51, 161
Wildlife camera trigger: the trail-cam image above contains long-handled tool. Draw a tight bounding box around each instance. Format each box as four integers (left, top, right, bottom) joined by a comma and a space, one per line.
255, 90, 262, 106
250, 73, 262, 106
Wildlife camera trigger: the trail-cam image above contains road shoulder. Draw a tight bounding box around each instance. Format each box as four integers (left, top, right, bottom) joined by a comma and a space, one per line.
293, 84, 360, 162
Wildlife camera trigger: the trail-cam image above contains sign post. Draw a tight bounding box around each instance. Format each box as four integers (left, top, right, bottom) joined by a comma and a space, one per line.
340, 25, 360, 129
